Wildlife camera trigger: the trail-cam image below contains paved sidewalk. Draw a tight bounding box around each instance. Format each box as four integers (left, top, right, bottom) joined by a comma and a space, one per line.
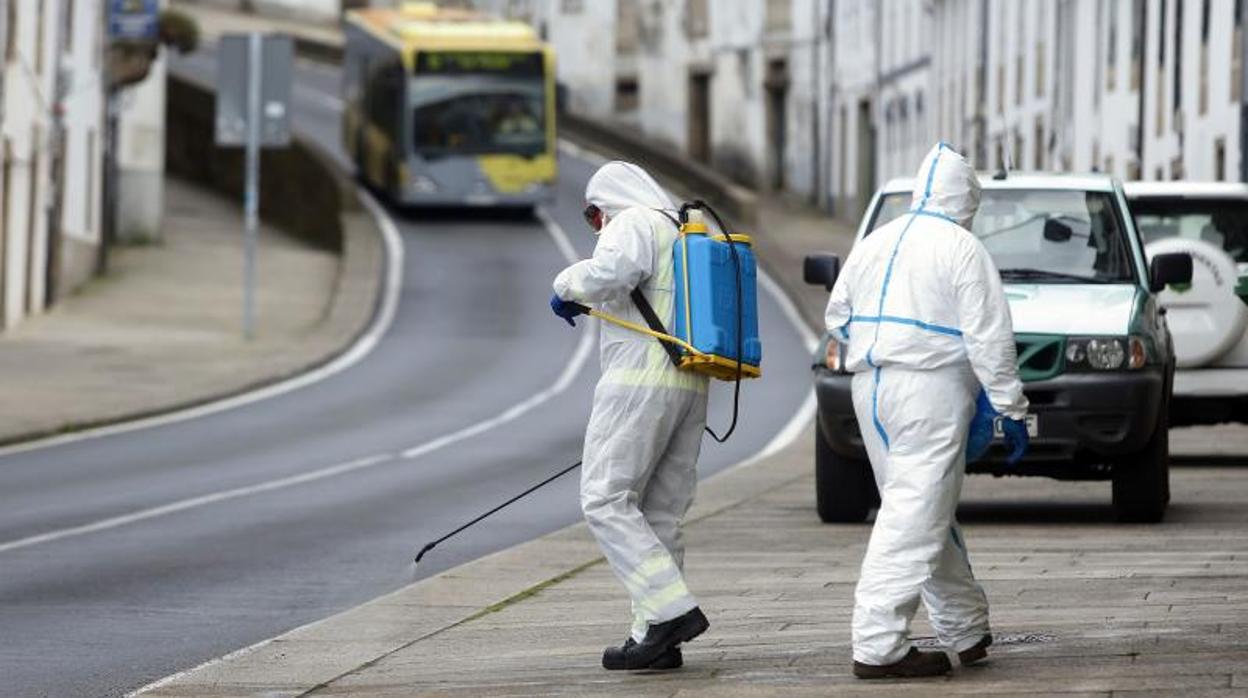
0, 178, 380, 445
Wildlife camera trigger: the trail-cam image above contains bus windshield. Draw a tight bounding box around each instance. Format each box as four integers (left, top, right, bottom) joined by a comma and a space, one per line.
410, 51, 546, 158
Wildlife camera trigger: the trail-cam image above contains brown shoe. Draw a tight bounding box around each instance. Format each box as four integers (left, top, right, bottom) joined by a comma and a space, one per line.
853, 647, 952, 679
957, 634, 992, 666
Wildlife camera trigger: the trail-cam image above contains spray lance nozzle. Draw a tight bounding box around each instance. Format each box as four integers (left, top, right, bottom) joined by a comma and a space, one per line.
414, 541, 438, 566
410, 459, 583, 567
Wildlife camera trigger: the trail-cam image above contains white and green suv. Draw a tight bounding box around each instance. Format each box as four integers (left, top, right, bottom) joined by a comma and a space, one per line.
804, 173, 1193, 524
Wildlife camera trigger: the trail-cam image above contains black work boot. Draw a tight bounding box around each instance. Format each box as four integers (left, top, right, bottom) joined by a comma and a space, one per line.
853, 647, 953, 679
957, 633, 993, 666
600, 607, 709, 671
601, 638, 683, 670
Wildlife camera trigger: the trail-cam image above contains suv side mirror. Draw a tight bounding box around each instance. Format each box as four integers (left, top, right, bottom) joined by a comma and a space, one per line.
1149, 252, 1193, 293
804, 253, 842, 291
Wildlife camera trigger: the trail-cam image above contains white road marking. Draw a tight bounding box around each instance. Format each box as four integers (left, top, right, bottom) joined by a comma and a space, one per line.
0, 188, 405, 461
557, 139, 609, 167
294, 84, 344, 112
0, 454, 395, 555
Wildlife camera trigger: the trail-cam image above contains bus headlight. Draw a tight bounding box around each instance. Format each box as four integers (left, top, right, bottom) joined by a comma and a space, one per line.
410, 176, 439, 194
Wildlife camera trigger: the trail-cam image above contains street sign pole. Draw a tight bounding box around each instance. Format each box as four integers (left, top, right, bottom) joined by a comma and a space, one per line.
243, 32, 262, 340
216, 32, 291, 339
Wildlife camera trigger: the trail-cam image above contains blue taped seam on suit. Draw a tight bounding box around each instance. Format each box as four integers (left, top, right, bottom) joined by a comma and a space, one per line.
866, 143, 946, 451
871, 367, 889, 448
911, 209, 957, 225
848, 314, 963, 337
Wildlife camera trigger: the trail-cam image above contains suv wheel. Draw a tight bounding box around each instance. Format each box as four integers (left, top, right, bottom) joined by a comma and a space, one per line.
815, 425, 878, 523
1111, 412, 1170, 523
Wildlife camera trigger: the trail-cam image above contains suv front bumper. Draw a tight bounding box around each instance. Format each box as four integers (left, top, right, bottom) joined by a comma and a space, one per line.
814, 367, 1166, 478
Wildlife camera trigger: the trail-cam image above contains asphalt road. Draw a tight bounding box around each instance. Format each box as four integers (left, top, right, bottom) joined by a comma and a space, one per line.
0, 52, 814, 696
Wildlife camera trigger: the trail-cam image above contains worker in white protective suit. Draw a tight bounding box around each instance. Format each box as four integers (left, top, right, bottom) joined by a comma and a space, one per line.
549, 161, 711, 671
824, 143, 1030, 679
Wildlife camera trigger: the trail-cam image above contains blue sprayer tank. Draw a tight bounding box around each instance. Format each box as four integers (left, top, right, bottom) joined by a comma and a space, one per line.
671, 210, 762, 381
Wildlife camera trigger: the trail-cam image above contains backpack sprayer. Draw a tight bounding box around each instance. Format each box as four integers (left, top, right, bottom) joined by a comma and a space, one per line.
414, 201, 762, 566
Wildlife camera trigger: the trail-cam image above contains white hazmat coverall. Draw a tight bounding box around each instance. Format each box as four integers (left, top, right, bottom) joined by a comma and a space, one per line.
824, 143, 1028, 666
554, 162, 710, 642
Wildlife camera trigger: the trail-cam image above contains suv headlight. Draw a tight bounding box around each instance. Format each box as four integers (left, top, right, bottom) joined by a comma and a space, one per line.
1086, 338, 1125, 369
1064, 336, 1147, 370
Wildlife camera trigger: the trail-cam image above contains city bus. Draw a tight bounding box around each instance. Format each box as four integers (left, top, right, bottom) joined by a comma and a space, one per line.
342, 3, 557, 208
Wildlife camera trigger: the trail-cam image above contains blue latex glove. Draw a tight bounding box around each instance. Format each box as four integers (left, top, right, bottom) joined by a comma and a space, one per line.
550, 294, 588, 327
965, 389, 996, 463
1000, 417, 1030, 465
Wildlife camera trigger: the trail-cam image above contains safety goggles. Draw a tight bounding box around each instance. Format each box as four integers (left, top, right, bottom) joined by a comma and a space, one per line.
583, 204, 604, 232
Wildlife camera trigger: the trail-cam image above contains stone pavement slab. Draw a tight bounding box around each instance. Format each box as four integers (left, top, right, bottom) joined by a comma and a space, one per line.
0, 178, 380, 445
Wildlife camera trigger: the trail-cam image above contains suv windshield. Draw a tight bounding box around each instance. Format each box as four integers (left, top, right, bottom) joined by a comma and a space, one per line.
868, 189, 1137, 284
1130, 197, 1248, 265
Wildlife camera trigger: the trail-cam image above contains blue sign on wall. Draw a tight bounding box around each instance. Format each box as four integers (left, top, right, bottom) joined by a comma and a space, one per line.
108, 0, 159, 42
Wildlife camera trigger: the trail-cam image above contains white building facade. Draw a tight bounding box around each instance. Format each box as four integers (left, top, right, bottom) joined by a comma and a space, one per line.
2, 0, 106, 330
503, 0, 1248, 225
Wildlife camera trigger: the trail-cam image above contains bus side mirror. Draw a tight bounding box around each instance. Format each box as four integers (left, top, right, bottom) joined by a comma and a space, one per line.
804, 254, 841, 291
1149, 252, 1193, 293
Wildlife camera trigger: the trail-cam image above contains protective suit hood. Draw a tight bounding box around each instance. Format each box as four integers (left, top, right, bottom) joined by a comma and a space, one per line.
910, 143, 981, 229
585, 161, 676, 220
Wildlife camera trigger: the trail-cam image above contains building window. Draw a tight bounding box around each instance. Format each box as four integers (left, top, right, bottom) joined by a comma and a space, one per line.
64, 0, 75, 52
1016, 2, 1025, 107
766, 0, 791, 32
560, 0, 583, 13
5, 0, 16, 63
1035, 3, 1046, 98
1234, 0, 1243, 102
34, 0, 45, 72
1107, 0, 1118, 90
85, 130, 96, 236
1215, 137, 1227, 179
685, 0, 708, 38
1200, 0, 1210, 113
1106, 155, 1115, 177
1174, 0, 1183, 117
1033, 119, 1045, 170
1156, 0, 1168, 137
616, 0, 639, 54
1092, 140, 1102, 171
1131, 0, 1145, 90
614, 76, 639, 112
